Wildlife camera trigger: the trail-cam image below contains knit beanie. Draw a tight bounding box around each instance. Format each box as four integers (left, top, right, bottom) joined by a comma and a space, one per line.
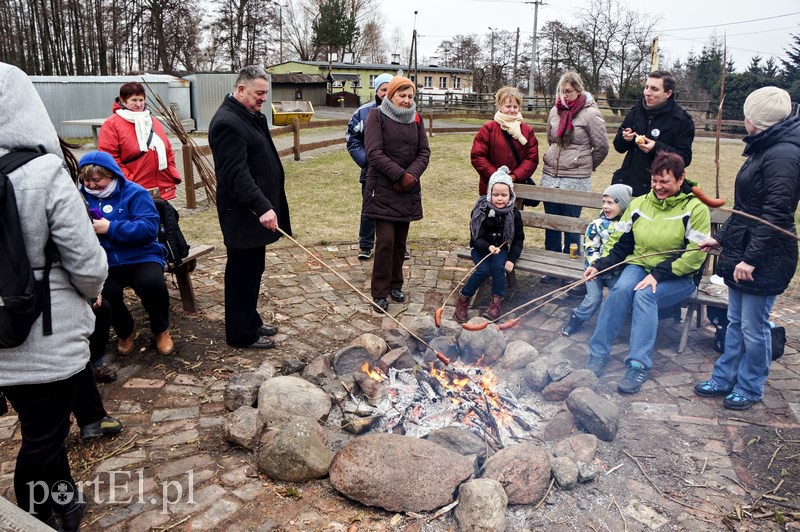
386, 76, 415, 100
744, 86, 791, 132
487, 166, 516, 202
603, 183, 633, 212
373, 73, 393, 90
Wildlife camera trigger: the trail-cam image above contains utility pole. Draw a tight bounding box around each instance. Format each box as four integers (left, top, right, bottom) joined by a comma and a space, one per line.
488, 27, 496, 93
524, 1, 545, 110
512, 27, 520, 87
279, 4, 284, 63
407, 11, 419, 88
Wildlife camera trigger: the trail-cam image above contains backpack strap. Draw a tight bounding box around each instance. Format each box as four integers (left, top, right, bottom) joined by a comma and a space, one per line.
501, 130, 522, 166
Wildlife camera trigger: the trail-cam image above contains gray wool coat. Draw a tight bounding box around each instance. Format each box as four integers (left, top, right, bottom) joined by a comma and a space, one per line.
0, 63, 108, 387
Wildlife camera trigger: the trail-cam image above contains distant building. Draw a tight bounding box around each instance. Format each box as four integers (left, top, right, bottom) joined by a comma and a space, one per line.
270, 73, 327, 107
268, 58, 473, 107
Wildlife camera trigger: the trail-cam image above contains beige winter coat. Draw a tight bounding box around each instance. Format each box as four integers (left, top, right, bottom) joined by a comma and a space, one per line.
542, 94, 609, 178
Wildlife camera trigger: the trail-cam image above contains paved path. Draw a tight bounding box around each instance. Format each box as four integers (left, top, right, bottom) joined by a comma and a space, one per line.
0, 243, 798, 530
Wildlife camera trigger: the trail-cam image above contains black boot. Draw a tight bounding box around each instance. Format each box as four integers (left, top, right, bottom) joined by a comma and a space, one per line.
55, 500, 87, 532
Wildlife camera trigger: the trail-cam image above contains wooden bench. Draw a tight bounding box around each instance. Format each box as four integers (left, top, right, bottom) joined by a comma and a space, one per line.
166, 244, 215, 313
457, 184, 730, 353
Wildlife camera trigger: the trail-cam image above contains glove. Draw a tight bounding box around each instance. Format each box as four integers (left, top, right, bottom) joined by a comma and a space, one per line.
393, 172, 417, 193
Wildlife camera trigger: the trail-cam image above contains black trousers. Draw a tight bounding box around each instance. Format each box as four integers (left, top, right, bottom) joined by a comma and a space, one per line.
371, 220, 409, 299
89, 297, 112, 366
103, 261, 170, 338
225, 246, 266, 346
3, 371, 80, 520
72, 363, 108, 428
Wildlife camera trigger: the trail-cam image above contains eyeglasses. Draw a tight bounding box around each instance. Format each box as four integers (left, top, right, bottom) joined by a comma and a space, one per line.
562, 89, 576, 96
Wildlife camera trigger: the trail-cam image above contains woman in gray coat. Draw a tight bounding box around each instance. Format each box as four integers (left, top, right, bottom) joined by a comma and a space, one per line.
540, 71, 609, 281
0, 63, 108, 530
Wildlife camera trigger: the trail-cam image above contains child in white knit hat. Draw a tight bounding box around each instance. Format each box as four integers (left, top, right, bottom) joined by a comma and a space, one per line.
454, 166, 525, 322
562, 183, 633, 336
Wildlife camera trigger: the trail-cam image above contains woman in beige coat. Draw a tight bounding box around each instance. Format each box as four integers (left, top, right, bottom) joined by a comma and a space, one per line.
540, 72, 609, 281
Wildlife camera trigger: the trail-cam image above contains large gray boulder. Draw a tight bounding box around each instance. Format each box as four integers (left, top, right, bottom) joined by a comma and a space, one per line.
257, 416, 332, 482
349, 333, 388, 359
481, 442, 551, 505
258, 376, 331, 426
566, 387, 620, 442
496, 340, 539, 371
454, 478, 508, 532
457, 319, 507, 365
329, 433, 474, 513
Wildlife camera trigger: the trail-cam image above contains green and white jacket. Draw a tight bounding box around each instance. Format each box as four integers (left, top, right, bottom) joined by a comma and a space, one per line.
592, 187, 710, 283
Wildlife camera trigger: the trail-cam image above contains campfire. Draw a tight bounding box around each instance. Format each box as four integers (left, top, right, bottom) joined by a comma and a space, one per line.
343, 359, 540, 450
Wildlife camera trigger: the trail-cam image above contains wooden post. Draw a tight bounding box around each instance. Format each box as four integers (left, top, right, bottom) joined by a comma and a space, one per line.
292, 118, 301, 161
181, 145, 197, 209
428, 113, 434, 137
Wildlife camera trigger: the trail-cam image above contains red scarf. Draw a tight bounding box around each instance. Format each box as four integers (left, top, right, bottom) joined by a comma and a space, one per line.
555, 93, 587, 146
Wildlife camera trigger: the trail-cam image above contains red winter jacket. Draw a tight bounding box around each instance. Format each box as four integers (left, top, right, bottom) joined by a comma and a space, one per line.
98, 99, 181, 200
470, 120, 539, 195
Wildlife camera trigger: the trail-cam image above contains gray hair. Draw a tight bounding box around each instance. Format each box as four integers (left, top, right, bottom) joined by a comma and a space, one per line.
235, 65, 269, 87
556, 71, 584, 100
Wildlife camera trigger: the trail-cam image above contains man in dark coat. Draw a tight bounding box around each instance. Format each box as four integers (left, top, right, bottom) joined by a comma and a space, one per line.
209, 65, 291, 349
611, 70, 695, 197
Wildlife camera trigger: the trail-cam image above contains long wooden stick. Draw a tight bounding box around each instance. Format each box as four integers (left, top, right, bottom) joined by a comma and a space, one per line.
274, 227, 450, 364
715, 35, 727, 199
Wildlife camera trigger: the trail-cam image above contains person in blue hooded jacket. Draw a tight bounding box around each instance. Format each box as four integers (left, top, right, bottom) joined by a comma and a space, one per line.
78, 150, 174, 356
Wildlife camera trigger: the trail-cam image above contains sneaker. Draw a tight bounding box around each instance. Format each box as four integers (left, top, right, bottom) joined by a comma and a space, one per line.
373, 298, 388, 313
80, 416, 123, 440
257, 324, 278, 337
617, 362, 648, 394
358, 248, 373, 260
390, 289, 405, 303
585, 355, 607, 377
562, 314, 584, 337
540, 275, 558, 284
723, 391, 758, 410
694, 379, 733, 398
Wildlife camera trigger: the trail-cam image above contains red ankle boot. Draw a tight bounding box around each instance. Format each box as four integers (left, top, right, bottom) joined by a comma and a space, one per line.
483, 294, 504, 321
453, 292, 471, 323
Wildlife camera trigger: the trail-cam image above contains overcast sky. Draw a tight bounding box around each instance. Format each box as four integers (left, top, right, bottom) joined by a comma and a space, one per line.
376, 0, 800, 71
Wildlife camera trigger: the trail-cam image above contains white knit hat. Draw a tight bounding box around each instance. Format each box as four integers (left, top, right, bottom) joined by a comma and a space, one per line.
487, 166, 516, 203
744, 87, 791, 132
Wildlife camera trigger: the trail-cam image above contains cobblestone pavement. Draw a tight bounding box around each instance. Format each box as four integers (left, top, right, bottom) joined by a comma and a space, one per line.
1, 242, 799, 531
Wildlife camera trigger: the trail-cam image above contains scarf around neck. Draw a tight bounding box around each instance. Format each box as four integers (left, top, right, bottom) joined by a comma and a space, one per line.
469, 195, 516, 247
82, 177, 119, 199
379, 98, 417, 124
556, 92, 587, 147
115, 107, 168, 170
493, 111, 527, 145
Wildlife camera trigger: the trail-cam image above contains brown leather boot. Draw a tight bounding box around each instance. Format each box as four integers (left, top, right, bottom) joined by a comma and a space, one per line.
117, 329, 135, 355
155, 330, 174, 356
483, 295, 504, 321
453, 292, 471, 323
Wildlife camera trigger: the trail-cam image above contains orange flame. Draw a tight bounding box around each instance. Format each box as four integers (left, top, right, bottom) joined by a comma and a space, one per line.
361, 362, 386, 382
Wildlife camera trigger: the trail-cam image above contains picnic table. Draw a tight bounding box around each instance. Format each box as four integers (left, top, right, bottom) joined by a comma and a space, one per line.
62, 118, 106, 145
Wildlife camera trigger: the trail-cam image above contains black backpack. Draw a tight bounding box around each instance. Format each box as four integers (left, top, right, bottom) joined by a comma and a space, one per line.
0, 150, 57, 349
153, 197, 190, 266
708, 306, 787, 361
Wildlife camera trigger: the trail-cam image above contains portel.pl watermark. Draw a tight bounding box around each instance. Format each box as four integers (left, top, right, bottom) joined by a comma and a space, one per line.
28, 469, 195, 514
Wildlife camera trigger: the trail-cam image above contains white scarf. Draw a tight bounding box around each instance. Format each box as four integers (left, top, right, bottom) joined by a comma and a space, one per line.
115, 108, 168, 170
493, 111, 527, 146
83, 177, 119, 199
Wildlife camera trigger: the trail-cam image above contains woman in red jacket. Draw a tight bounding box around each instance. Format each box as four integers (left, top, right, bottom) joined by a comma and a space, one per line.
470, 86, 539, 196
98, 82, 181, 201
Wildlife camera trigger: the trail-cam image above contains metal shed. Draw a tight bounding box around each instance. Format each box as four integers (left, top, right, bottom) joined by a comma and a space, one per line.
271, 73, 327, 107
31, 74, 190, 138
182, 73, 245, 131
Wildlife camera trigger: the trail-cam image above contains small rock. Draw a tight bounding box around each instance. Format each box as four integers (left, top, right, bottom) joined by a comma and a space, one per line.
523, 359, 550, 392
332, 345, 375, 377
224, 406, 264, 451
341, 413, 378, 435
350, 333, 388, 359
566, 387, 620, 442
383, 328, 418, 354
303, 355, 332, 382
497, 340, 539, 370
481, 442, 551, 505
578, 462, 597, 483
258, 376, 331, 427
280, 358, 305, 375
542, 369, 598, 402
554, 433, 598, 464
550, 456, 579, 490
257, 416, 332, 481
224, 372, 263, 412
425, 426, 487, 457
380, 347, 415, 370
543, 410, 576, 441
254, 362, 275, 380
548, 359, 573, 382
408, 315, 438, 344
457, 319, 507, 365
454, 478, 508, 532
353, 372, 388, 406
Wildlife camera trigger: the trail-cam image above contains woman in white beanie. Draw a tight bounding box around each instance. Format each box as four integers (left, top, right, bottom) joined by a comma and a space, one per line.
696, 86, 800, 410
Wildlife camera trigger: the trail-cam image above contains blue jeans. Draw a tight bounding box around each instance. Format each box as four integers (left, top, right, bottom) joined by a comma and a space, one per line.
544, 202, 582, 253
709, 288, 776, 401
462, 248, 509, 297
572, 274, 617, 322
359, 181, 375, 250
588, 265, 696, 369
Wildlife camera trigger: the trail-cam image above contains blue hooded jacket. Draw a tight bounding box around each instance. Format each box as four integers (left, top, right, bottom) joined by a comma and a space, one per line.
79, 150, 166, 268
